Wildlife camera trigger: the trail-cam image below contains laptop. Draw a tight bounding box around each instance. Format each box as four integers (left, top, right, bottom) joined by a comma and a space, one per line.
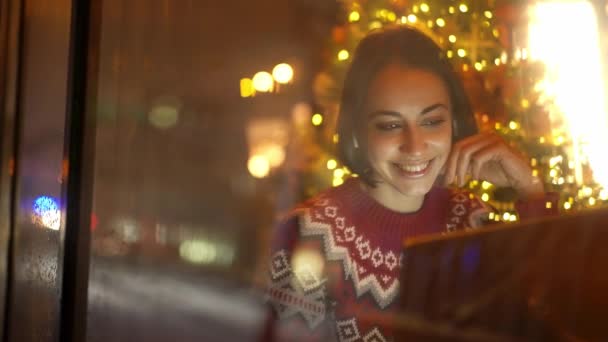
395, 208, 608, 341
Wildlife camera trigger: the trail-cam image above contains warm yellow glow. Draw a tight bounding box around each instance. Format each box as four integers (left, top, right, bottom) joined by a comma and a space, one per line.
582, 186, 593, 197
502, 212, 510, 221
495, 122, 501, 130
420, 3, 430, 12
272, 63, 294, 84
529, 1, 608, 187
407, 14, 417, 23
545, 202, 552, 209
521, 99, 530, 108
448, 35, 456, 43
531, 158, 538, 167
532, 169, 539, 177
369, 21, 383, 30
387, 12, 396, 21
509, 121, 519, 130
449, 6, 455, 14
333, 134, 339, 143
474, 62, 482, 71
599, 189, 608, 200
550, 155, 563, 167
400, 16, 408, 24
413, 5, 419, 13
462, 64, 469, 71
179, 240, 217, 264
248, 155, 270, 178
493, 29, 500, 38
446, 50, 453, 58
494, 58, 501, 66
252, 72, 274, 92
484, 10, 493, 19
349, 11, 361, 22
292, 249, 324, 279
240, 78, 255, 97
338, 49, 350, 61
459, 4, 468, 12
481, 181, 492, 190
436, 18, 445, 27
327, 159, 337, 170
549, 169, 557, 177
500, 51, 508, 64
589, 197, 596, 206
481, 193, 490, 202
489, 212, 495, 220
564, 202, 572, 210
264, 144, 286, 168
457, 49, 466, 57
312, 113, 323, 126
509, 214, 517, 222
333, 178, 344, 187
334, 169, 345, 178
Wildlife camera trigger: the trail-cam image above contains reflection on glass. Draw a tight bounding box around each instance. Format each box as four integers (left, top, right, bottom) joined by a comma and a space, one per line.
31, 196, 61, 230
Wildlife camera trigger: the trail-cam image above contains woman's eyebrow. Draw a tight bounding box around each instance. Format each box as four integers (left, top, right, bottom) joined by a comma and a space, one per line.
368, 103, 448, 118
420, 103, 448, 115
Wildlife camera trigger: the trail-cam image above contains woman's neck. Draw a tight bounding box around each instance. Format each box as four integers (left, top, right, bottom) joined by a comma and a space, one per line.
359, 180, 426, 213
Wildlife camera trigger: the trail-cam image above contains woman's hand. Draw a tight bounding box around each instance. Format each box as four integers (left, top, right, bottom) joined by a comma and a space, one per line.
442, 132, 545, 199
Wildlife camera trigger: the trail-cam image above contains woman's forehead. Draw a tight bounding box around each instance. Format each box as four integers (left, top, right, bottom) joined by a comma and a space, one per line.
365, 65, 451, 111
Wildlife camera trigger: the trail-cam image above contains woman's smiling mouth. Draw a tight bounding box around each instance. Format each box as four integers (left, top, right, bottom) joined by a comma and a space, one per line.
392, 158, 434, 177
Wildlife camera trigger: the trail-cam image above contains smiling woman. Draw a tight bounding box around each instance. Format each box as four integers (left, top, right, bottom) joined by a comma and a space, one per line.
265, 25, 560, 341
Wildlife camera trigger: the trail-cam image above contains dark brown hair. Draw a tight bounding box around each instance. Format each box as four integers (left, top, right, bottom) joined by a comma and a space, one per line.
336, 25, 477, 186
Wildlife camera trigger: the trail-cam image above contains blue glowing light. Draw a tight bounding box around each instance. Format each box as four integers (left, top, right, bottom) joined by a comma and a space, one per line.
32, 196, 61, 230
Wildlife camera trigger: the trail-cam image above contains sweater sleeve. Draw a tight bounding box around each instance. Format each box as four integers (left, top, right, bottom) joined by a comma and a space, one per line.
515, 191, 560, 220
446, 189, 494, 230
265, 214, 334, 341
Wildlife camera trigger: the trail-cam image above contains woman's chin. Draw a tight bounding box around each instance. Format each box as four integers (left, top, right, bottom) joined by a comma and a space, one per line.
393, 182, 434, 198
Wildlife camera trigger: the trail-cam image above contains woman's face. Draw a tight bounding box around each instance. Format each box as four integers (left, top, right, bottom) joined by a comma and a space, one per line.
363, 64, 453, 199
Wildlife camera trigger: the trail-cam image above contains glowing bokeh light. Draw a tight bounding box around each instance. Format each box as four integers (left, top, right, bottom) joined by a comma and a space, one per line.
348, 11, 360, 22
32, 196, 61, 230
312, 113, 323, 126
272, 63, 294, 84
338, 49, 350, 61
240, 78, 255, 97
528, 2, 608, 186
248, 155, 270, 178
252, 71, 274, 92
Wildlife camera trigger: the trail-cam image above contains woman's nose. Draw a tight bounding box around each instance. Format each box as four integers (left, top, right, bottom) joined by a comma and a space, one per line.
398, 127, 427, 154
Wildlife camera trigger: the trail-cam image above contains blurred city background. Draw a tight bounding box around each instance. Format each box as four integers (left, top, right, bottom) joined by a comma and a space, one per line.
17, 0, 608, 339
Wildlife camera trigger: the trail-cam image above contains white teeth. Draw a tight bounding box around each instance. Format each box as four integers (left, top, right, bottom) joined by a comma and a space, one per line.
397, 161, 429, 173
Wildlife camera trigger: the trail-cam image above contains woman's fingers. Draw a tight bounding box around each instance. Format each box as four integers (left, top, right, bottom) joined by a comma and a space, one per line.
470, 142, 505, 181
455, 135, 502, 186
444, 133, 499, 186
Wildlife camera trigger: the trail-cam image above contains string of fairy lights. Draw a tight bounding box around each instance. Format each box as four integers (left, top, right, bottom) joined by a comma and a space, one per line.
310, 0, 608, 222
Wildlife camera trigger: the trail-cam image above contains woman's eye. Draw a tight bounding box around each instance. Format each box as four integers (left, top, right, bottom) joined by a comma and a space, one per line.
375, 122, 401, 131
422, 118, 446, 127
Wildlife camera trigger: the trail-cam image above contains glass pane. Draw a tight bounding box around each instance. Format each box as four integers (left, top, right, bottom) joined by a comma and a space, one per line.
8, 0, 72, 340
87, 0, 608, 341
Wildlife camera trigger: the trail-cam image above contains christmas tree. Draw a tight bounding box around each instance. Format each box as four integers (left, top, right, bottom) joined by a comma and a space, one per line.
292, 0, 608, 221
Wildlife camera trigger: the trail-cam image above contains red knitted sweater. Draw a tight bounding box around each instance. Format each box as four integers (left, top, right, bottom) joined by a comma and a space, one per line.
266, 178, 558, 341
